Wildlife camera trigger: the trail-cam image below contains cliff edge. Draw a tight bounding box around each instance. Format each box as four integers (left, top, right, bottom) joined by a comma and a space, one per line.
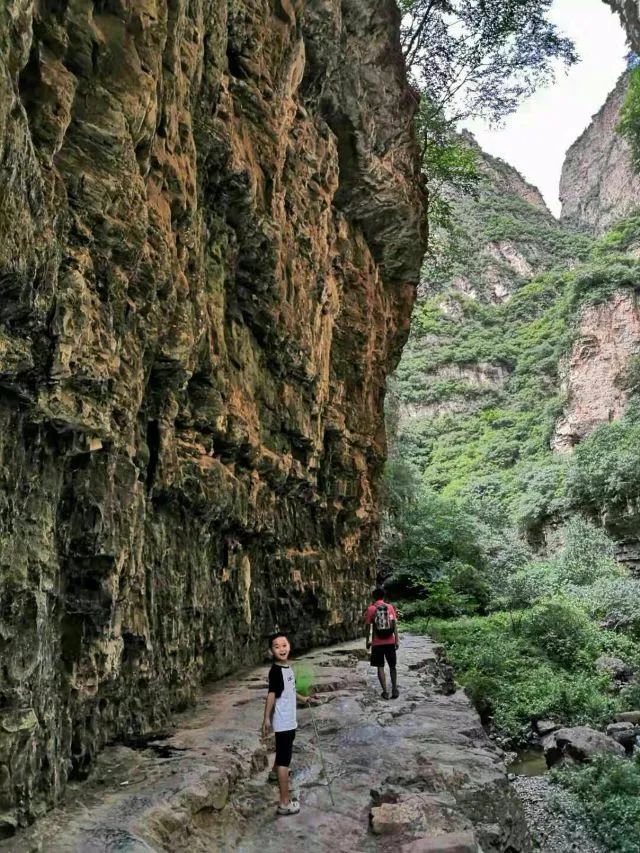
560, 71, 640, 235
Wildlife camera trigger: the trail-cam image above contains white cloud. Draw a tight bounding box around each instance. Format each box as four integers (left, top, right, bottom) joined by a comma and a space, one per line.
461, 0, 628, 216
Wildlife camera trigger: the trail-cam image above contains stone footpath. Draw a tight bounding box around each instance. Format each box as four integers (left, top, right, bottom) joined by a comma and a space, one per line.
8, 635, 530, 852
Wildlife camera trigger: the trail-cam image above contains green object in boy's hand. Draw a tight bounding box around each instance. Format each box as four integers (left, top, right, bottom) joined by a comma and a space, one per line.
294, 662, 314, 697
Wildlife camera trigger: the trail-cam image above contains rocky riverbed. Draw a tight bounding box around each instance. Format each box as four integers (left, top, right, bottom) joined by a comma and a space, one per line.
7, 634, 529, 852
512, 775, 605, 853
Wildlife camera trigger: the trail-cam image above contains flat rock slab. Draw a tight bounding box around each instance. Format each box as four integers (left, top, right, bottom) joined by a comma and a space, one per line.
9, 635, 529, 852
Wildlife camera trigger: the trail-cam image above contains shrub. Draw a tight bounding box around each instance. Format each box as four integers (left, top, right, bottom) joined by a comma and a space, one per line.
398, 577, 468, 623
523, 598, 598, 668
554, 754, 640, 853
493, 561, 558, 632
422, 612, 619, 742
576, 577, 640, 639
565, 418, 640, 512
555, 516, 621, 587
492, 667, 615, 739
449, 561, 492, 613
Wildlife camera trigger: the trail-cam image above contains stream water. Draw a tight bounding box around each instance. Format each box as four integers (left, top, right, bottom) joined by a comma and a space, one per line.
507, 748, 547, 777
508, 750, 606, 852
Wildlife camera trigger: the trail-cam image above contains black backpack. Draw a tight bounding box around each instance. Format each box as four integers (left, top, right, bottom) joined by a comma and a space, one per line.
373, 603, 395, 638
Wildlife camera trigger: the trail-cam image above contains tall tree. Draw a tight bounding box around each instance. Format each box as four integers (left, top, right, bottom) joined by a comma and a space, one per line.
400, 0, 577, 252
400, 0, 577, 127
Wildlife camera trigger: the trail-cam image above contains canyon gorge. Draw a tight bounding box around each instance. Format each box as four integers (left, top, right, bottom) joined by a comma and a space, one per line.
4, 0, 640, 849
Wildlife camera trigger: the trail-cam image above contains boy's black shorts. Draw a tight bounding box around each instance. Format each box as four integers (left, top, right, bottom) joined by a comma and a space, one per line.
370, 644, 397, 668
274, 729, 296, 767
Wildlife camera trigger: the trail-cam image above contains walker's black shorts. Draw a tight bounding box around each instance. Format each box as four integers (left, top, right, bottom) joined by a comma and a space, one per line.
274, 729, 296, 767
370, 644, 397, 668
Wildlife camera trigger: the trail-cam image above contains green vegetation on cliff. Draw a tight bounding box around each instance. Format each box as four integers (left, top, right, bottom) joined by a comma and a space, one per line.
385, 132, 640, 844
393, 212, 640, 539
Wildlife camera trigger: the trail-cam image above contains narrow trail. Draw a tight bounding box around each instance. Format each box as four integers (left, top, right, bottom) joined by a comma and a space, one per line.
11, 636, 529, 853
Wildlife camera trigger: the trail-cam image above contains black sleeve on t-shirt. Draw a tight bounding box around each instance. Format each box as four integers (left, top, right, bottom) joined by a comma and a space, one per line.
268, 664, 284, 698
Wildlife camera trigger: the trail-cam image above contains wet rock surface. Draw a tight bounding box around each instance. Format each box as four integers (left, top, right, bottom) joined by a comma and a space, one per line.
10, 634, 530, 852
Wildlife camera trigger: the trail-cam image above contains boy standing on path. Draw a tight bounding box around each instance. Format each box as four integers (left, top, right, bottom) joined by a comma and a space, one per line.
262, 633, 308, 816
365, 588, 399, 699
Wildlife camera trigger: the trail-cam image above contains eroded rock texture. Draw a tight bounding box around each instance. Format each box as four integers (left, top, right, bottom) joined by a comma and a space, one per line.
552, 291, 640, 452
559, 71, 640, 236
0, 0, 425, 831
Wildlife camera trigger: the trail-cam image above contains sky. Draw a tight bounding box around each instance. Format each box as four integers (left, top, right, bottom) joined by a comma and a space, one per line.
463, 0, 629, 216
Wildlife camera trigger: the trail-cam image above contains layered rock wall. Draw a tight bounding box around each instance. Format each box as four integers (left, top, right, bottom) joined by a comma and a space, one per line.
552, 291, 640, 451
0, 0, 424, 832
559, 71, 640, 235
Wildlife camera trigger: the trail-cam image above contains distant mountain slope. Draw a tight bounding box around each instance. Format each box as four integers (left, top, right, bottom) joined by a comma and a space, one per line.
394, 134, 590, 420
391, 110, 640, 567
427, 133, 589, 304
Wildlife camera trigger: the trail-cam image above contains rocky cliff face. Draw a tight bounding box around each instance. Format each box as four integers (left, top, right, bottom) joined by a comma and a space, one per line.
0, 0, 424, 832
559, 72, 640, 236
393, 134, 587, 427
429, 134, 568, 305
605, 1, 640, 53
552, 291, 640, 452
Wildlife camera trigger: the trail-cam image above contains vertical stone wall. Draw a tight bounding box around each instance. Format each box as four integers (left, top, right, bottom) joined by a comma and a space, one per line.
559, 71, 640, 236
0, 0, 425, 831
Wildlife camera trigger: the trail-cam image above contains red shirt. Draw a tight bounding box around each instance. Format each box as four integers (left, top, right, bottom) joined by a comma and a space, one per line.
365, 600, 397, 646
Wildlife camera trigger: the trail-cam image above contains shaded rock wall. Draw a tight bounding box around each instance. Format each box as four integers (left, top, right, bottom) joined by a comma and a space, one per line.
0, 0, 425, 831
605, 0, 640, 53
559, 71, 640, 235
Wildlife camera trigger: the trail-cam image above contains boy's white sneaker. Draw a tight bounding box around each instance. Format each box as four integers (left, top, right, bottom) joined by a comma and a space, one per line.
277, 798, 300, 816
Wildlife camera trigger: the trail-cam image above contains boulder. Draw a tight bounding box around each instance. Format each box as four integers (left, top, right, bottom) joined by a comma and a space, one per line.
370, 792, 469, 837
544, 726, 625, 767
606, 722, 638, 751
400, 832, 480, 853
535, 719, 560, 737
615, 710, 640, 725
596, 655, 634, 682
600, 612, 634, 632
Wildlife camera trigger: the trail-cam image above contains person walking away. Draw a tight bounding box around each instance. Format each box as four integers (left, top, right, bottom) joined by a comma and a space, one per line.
365, 587, 399, 699
262, 632, 309, 815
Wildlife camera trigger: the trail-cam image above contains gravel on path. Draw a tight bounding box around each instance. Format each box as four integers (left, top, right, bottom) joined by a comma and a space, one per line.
512, 774, 605, 853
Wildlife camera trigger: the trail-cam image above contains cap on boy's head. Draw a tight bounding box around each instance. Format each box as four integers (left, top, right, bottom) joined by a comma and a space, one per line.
269, 631, 289, 648
372, 586, 385, 600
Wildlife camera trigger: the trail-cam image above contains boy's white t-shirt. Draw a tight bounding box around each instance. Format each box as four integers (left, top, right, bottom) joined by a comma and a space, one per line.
268, 664, 297, 732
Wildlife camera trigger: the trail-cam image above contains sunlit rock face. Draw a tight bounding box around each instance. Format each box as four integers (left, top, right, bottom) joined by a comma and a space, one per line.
552, 291, 640, 452
559, 71, 640, 236
0, 0, 425, 830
